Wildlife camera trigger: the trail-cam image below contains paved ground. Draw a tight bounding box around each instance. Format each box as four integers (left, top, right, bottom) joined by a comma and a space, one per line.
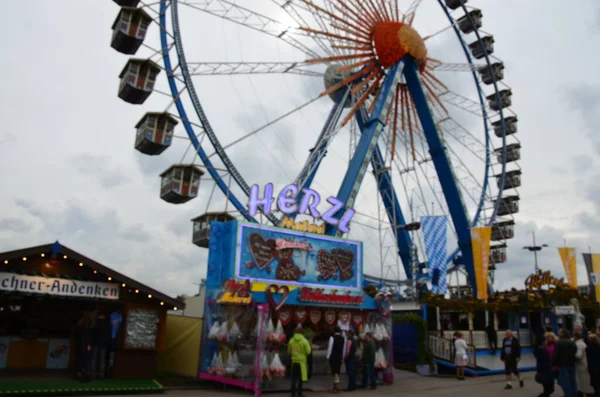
83, 371, 542, 397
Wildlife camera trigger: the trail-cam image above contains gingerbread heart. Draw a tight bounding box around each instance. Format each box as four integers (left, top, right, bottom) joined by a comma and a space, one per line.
333, 248, 355, 281
266, 284, 290, 311
309, 309, 322, 325
248, 232, 276, 270
317, 249, 338, 281
351, 312, 363, 327
277, 308, 292, 325
338, 311, 351, 324
295, 308, 308, 324
375, 294, 393, 316
324, 310, 336, 325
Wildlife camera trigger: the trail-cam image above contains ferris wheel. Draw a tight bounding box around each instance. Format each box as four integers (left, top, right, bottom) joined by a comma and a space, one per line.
107, 0, 521, 297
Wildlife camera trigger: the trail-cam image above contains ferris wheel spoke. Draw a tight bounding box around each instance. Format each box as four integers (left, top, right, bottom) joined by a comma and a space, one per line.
205, 94, 323, 160
438, 90, 492, 118
431, 62, 486, 72
402, 0, 424, 25
178, 0, 320, 58
181, 61, 323, 77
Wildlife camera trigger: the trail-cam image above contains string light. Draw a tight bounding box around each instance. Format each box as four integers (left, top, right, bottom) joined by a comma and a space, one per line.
79, 263, 83, 267
148, 294, 152, 298
4, 260, 8, 264
108, 277, 112, 281
160, 302, 164, 306
173, 307, 178, 311
22, 257, 27, 261
41, 253, 45, 257
135, 289, 139, 293
122, 283, 126, 287
93, 270, 97, 274
63, 255, 67, 259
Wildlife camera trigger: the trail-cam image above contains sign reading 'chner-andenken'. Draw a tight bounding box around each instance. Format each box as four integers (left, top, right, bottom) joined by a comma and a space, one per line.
0, 272, 120, 300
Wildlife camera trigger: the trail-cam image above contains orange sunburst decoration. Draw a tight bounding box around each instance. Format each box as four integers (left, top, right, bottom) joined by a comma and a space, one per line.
300, 0, 449, 144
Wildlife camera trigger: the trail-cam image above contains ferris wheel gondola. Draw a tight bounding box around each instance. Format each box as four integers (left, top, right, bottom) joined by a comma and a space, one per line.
106, 0, 521, 297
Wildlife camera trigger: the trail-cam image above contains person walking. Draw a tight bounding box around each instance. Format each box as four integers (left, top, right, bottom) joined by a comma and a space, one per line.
585, 334, 600, 397
360, 332, 376, 390
486, 322, 498, 354
454, 332, 468, 380
326, 327, 346, 393
574, 331, 592, 397
288, 325, 312, 397
553, 328, 578, 397
344, 329, 358, 391
500, 330, 524, 389
534, 333, 555, 397
90, 311, 112, 380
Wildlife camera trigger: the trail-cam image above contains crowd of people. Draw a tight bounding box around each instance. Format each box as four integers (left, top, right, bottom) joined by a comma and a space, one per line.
534, 326, 600, 397
287, 325, 378, 397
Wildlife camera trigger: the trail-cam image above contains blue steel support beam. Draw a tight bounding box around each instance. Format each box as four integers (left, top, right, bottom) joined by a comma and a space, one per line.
402, 56, 478, 296
353, 110, 413, 280
289, 89, 348, 221
159, 1, 257, 222
326, 62, 402, 236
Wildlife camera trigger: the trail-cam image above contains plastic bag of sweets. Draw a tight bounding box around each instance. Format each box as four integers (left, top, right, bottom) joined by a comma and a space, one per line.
273, 320, 287, 344
217, 322, 229, 343
269, 353, 286, 378
208, 322, 220, 340
374, 348, 388, 369
261, 353, 271, 380
229, 321, 241, 343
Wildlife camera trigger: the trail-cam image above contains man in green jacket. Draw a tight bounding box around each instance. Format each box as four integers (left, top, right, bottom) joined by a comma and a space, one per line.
288, 325, 312, 397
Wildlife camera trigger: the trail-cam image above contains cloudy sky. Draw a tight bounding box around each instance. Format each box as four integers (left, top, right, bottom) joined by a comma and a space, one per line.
1, 0, 599, 298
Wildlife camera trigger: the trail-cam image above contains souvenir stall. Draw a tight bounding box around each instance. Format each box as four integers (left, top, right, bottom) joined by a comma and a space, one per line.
199, 220, 393, 396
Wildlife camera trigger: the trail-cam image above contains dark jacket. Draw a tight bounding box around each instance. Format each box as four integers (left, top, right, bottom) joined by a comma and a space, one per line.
362, 339, 376, 365
486, 324, 496, 339
552, 339, 577, 367
586, 343, 600, 387
345, 337, 358, 361
500, 337, 521, 360
534, 346, 552, 375
90, 317, 112, 348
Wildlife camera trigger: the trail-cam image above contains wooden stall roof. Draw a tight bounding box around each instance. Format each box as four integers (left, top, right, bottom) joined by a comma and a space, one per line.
0, 242, 184, 309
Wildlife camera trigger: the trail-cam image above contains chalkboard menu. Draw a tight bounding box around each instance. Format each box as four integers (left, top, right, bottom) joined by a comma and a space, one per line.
124, 308, 159, 350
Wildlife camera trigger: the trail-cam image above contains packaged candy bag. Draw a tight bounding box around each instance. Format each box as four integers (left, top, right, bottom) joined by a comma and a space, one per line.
230, 351, 241, 370
381, 324, 390, 341
373, 324, 384, 342
265, 319, 277, 344
208, 322, 220, 340
214, 352, 226, 376
374, 348, 388, 369
260, 353, 271, 380
229, 321, 241, 343
274, 320, 287, 344
217, 322, 229, 343
361, 324, 372, 340
269, 353, 286, 378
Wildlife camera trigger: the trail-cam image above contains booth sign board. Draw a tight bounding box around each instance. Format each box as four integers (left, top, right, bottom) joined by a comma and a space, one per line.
247, 183, 356, 233
236, 223, 362, 291
554, 305, 575, 316
0, 272, 119, 300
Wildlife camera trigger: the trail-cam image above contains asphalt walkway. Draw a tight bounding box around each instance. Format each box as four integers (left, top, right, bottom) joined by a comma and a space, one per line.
84, 371, 542, 397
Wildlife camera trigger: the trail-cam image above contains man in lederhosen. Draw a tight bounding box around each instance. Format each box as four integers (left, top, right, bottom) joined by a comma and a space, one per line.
326, 327, 345, 394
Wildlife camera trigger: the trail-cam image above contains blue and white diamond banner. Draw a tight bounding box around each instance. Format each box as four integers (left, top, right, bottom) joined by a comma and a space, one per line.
421, 216, 448, 295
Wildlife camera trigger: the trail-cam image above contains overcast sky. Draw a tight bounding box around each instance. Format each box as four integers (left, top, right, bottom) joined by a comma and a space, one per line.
1, 0, 599, 298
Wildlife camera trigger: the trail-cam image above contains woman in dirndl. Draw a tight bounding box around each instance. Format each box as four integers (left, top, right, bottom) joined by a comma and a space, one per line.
454, 331, 468, 380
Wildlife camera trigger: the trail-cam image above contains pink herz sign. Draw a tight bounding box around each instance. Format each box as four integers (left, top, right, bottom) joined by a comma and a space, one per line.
247, 184, 356, 233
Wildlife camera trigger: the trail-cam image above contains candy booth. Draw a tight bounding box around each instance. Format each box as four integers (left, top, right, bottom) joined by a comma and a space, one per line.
199, 220, 393, 396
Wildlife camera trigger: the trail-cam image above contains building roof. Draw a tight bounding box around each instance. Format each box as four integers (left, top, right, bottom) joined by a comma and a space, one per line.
0, 241, 184, 309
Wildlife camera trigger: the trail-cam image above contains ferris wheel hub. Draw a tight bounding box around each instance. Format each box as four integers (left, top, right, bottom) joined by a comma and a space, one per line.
372, 22, 427, 71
